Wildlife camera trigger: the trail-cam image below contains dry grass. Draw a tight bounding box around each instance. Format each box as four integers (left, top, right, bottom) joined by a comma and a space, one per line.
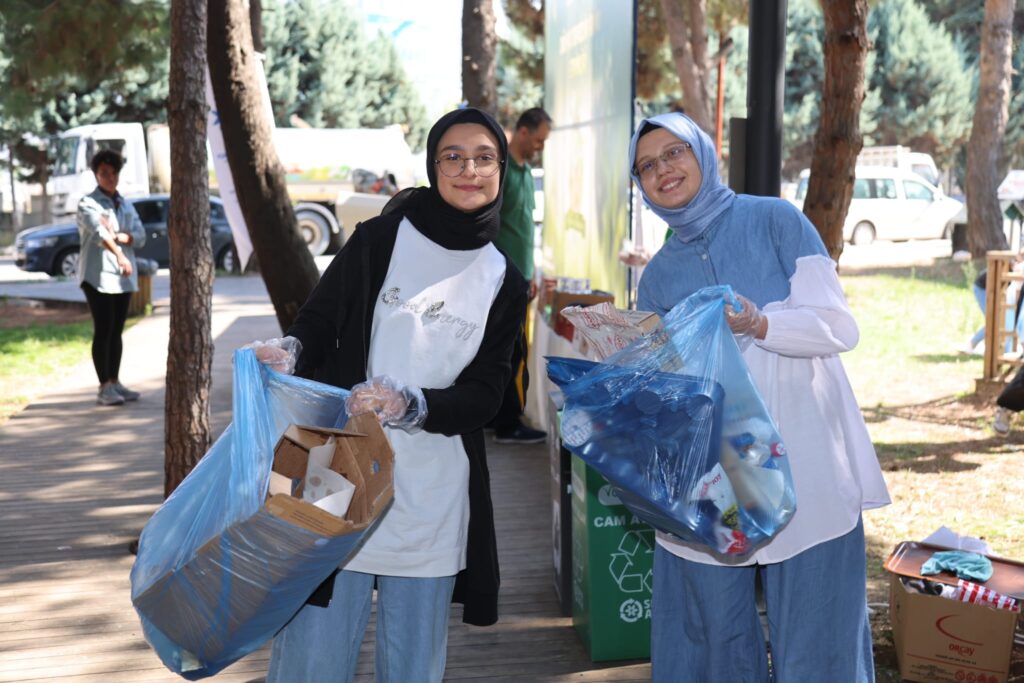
839, 258, 1024, 680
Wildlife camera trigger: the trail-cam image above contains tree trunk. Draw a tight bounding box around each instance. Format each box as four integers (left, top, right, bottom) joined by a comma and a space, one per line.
40, 162, 50, 225
207, 0, 319, 332
7, 153, 20, 232
966, 0, 1014, 257
165, 0, 213, 497
462, 0, 498, 112
802, 0, 869, 262
659, 0, 713, 135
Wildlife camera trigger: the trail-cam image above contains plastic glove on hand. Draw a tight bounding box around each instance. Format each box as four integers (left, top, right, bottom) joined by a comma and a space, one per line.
346, 375, 428, 433
725, 293, 768, 339
246, 336, 302, 375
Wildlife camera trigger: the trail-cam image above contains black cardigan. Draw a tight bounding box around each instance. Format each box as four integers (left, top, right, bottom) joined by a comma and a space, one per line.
286, 213, 528, 626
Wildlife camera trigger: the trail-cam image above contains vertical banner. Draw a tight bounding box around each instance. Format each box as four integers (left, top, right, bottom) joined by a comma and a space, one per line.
542, 0, 635, 305
204, 57, 276, 271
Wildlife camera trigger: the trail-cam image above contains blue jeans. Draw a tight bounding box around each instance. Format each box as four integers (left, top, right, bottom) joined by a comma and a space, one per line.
972, 283, 1024, 350
267, 570, 457, 683
651, 518, 873, 683
972, 284, 987, 348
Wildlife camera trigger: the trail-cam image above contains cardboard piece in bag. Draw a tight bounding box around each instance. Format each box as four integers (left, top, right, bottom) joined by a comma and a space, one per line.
561, 302, 662, 359
549, 289, 615, 341
886, 541, 1024, 683
133, 412, 394, 669
266, 416, 394, 535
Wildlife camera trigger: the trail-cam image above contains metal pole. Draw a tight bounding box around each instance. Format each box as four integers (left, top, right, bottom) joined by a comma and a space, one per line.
745, 0, 787, 197
715, 33, 726, 161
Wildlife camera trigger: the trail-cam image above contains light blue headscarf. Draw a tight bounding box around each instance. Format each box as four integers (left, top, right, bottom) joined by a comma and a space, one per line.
628, 112, 736, 242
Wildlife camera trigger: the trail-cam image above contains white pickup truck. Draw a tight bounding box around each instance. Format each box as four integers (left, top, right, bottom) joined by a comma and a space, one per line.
49, 122, 420, 255
857, 145, 942, 188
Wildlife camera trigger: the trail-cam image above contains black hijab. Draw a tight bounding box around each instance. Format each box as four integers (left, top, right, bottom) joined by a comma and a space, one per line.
384, 108, 507, 250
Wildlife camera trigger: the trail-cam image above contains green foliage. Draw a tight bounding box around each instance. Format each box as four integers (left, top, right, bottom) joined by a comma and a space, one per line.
496, 1, 544, 128
0, 0, 170, 191
867, 0, 975, 168
262, 0, 429, 151
781, 0, 824, 177
919, 0, 1024, 173
0, 0, 168, 121
780, 0, 880, 178
1006, 39, 1024, 170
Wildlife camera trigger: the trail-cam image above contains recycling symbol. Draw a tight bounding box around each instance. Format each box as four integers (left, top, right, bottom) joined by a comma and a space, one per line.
619, 598, 644, 623
608, 528, 654, 593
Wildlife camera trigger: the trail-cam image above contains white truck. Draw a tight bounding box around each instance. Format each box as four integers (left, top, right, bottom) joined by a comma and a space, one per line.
857, 145, 942, 189
48, 121, 420, 255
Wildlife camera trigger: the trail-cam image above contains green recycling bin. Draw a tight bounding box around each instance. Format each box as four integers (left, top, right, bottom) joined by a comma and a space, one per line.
570, 453, 653, 661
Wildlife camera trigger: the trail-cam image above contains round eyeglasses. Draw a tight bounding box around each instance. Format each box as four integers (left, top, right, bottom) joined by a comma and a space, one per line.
435, 153, 503, 178
634, 142, 693, 180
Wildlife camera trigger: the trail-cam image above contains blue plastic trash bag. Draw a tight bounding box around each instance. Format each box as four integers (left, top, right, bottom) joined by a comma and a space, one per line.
546, 285, 795, 558
130, 349, 391, 679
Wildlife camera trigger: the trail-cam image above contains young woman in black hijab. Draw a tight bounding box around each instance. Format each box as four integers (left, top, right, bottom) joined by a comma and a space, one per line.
257, 108, 528, 682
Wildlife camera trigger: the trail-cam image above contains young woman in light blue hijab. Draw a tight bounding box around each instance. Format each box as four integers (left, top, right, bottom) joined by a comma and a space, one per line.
631, 112, 890, 682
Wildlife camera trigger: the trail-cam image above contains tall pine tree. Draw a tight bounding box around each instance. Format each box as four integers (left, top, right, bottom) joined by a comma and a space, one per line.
262, 0, 429, 150
867, 0, 974, 167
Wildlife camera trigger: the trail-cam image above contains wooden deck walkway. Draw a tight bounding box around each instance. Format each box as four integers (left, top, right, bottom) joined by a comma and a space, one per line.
0, 298, 651, 682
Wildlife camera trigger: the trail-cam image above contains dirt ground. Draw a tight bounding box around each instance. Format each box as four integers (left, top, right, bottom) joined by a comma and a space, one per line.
0, 298, 91, 328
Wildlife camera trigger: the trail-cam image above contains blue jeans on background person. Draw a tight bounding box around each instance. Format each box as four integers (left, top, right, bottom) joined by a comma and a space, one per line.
971, 283, 1024, 352
972, 283, 988, 349
650, 518, 873, 683
267, 570, 457, 683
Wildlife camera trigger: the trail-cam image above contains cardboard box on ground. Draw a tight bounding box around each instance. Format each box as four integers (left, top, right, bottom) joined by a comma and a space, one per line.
133, 413, 394, 668
886, 541, 1024, 683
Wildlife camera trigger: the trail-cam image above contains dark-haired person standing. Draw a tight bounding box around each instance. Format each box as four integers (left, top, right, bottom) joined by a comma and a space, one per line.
490, 107, 552, 444
255, 107, 527, 682
77, 150, 146, 406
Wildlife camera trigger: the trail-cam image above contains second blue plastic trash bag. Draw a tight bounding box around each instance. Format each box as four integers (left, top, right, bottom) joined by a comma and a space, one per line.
130, 349, 391, 679
547, 285, 796, 558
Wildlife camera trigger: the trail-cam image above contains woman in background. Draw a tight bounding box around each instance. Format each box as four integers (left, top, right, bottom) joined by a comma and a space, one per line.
76, 149, 146, 406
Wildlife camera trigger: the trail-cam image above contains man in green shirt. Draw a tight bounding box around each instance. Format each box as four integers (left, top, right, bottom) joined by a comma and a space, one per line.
491, 108, 552, 443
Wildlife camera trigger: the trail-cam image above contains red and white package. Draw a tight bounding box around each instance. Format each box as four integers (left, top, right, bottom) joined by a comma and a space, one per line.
955, 579, 1020, 612
560, 302, 661, 360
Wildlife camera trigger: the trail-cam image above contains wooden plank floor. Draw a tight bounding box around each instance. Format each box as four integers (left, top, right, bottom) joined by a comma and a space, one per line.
0, 301, 650, 682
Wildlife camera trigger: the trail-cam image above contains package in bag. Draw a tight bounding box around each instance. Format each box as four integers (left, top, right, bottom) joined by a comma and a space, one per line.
546, 285, 795, 558
130, 349, 394, 679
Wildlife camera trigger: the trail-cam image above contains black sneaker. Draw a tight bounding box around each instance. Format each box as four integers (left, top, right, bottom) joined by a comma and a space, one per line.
493, 423, 547, 444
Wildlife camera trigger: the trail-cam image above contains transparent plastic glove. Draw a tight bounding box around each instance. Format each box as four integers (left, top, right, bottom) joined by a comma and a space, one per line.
245, 336, 302, 375
346, 375, 428, 433
725, 293, 768, 339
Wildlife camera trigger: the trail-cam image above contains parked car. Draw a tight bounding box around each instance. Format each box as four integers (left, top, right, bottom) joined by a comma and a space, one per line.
14, 195, 238, 277
790, 166, 963, 245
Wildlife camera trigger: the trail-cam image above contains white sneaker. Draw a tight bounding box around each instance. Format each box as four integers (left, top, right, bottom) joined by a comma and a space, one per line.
97, 384, 125, 406
994, 407, 1011, 435
962, 339, 984, 356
